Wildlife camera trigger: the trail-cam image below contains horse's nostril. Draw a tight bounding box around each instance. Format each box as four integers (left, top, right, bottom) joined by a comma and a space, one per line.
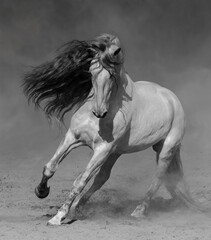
102, 112, 107, 118
92, 111, 107, 118
92, 111, 98, 117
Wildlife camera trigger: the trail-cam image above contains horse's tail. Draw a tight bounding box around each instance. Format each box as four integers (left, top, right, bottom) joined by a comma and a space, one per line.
166, 147, 210, 213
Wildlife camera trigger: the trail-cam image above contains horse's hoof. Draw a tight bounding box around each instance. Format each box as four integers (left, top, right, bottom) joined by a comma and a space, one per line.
47, 216, 62, 226
47, 220, 61, 226
35, 186, 50, 199
131, 205, 148, 218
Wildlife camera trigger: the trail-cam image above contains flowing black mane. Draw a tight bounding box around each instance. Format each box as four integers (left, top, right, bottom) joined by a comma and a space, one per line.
23, 34, 121, 121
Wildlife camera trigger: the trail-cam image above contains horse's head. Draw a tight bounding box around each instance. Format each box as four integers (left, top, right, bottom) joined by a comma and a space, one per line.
90, 34, 123, 118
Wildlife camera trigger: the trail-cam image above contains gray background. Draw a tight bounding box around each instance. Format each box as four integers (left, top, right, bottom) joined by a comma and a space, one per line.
0, 0, 211, 190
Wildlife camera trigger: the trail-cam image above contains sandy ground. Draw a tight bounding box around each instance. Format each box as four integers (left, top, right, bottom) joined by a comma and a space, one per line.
1, 1, 211, 239
0, 143, 211, 240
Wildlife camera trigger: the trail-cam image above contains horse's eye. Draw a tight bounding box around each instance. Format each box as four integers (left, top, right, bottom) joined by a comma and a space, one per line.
113, 47, 121, 56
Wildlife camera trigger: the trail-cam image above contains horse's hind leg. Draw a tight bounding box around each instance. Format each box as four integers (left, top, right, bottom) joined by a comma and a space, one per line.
131, 135, 182, 218
70, 153, 121, 217
164, 149, 200, 211
35, 129, 82, 199
164, 147, 183, 199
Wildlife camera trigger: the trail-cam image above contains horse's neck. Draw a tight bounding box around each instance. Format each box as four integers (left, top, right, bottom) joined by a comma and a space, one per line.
118, 68, 134, 100
110, 67, 135, 112
121, 69, 134, 98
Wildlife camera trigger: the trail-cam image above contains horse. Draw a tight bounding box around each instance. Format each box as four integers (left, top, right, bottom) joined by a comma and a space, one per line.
23, 33, 195, 226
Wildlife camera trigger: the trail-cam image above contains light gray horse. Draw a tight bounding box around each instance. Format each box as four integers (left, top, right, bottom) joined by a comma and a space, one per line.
24, 34, 195, 225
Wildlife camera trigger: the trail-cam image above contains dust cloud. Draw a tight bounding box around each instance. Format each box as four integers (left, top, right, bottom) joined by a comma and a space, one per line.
0, 0, 210, 206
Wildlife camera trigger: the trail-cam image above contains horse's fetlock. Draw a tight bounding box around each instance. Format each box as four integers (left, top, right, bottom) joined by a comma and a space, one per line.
43, 166, 55, 177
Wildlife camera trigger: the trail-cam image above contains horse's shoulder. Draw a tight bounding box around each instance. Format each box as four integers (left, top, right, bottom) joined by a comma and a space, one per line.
70, 110, 99, 143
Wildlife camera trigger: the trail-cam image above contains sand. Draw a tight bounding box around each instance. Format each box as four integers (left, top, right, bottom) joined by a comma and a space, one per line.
0, 144, 211, 240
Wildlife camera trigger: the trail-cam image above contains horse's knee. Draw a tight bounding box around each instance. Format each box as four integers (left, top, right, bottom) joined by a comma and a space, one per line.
73, 173, 83, 187
73, 175, 88, 194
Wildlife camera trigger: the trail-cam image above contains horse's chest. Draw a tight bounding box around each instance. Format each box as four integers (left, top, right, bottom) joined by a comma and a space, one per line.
72, 111, 128, 148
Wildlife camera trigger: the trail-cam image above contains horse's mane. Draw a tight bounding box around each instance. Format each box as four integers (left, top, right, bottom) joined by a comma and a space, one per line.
23, 33, 121, 121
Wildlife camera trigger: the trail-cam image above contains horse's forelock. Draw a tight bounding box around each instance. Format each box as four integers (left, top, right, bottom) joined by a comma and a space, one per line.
91, 34, 123, 70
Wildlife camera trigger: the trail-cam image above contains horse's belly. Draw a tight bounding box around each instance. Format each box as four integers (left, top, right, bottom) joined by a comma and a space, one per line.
118, 143, 153, 153
117, 121, 170, 154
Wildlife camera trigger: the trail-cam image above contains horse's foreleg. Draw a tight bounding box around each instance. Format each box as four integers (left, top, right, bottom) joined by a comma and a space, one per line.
35, 130, 81, 199
70, 153, 121, 217
47, 143, 112, 226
